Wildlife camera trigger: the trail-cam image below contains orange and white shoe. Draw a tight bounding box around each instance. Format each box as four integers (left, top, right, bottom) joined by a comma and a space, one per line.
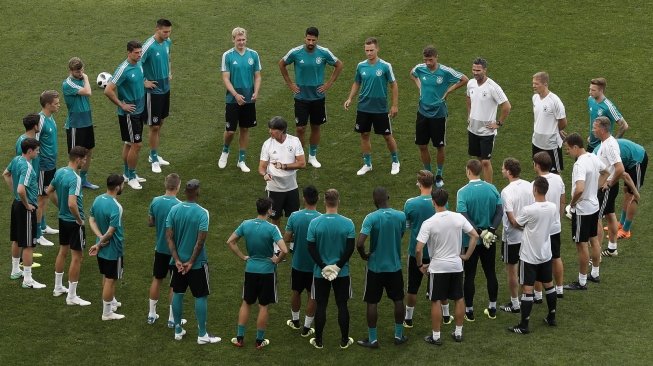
617, 229, 631, 239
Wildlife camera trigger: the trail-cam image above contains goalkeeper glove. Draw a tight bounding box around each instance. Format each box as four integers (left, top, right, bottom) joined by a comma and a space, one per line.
480, 229, 497, 248
324, 264, 341, 281
321, 266, 334, 280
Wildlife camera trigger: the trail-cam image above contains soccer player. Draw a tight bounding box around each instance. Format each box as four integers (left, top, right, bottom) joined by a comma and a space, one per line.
219, 27, 262, 173
498, 158, 533, 314
279, 26, 344, 168
456, 159, 502, 320
533, 152, 566, 298
531, 71, 567, 173
88, 174, 126, 320
142, 19, 173, 173
410, 46, 468, 187
563, 133, 608, 291
306, 189, 356, 349
416, 188, 478, 345
283, 185, 321, 337
166, 179, 220, 344
258, 116, 306, 230
465, 58, 511, 183
508, 177, 558, 334
147, 173, 186, 327
587, 77, 628, 152
613, 138, 647, 239
105, 40, 156, 190
344, 37, 400, 176
47, 146, 91, 305
62, 57, 98, 189
593, 117, 625, 258
228, 198, 287, 349
356, 187, 407, 348
3, 138, 45, 288
37, 90, 62, 247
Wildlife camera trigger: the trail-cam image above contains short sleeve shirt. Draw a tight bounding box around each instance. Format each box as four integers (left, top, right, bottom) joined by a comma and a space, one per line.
354, 59, 396, 113
260, 134, 304, 192
149, 195, 181, 254
307, 213, 356, 278
360, 208, 405, 272
466, 78, 508, 136
221, 48, 262, 104
282, 45, 338, 101
235, 218, 283, 274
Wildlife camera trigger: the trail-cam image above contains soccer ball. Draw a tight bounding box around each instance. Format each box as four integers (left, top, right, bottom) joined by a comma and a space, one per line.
96, 72, 112, 89
565, 205, 572, 220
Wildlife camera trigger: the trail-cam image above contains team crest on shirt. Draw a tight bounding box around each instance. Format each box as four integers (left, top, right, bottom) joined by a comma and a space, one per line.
436, 76, 443, 84
482, 91, 488, 97
375, 69, 383, 76
543, 106, 549, 112
248, 58, 254, 65
287, 146, 294, 153
316, 57, 322, 64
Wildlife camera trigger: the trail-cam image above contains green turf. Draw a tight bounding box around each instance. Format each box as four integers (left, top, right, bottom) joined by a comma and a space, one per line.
1, 0, 652, 364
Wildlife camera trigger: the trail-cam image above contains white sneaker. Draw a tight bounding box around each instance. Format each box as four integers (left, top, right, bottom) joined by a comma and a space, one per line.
111, 299, 122, 312
391, 162, 401, 175
22, 279, 46, 289
174, 328, 186, 341
236, 161, 251, 173
10, 271, 23, 280
66, 296, 91, 306
151, 161, 162, 173
357, 164, 373, 176
147, 313, 159, 325
101, 312, 125, 321
148, 155, 170, 166
218, 152, 229, 169
308, 155, 322, 168
53, 286, 69, 297
135, 174, 146, 183
43, 225, 59, 235
198, 333, 222, 345
168, 318, 188, 328
38, 236, 54, 246
128, 178, 142, 190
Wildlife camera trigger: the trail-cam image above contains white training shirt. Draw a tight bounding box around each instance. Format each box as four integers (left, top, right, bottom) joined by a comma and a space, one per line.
596, 135, 622, 181
501, 179, 534, 245
541, 173, 565, 234
260, 134, 305, 192
416, 210, 473, 273
572, 152, 606, 215
466, 77, 508, 136
532, 91, 566, 149
516, 201, 556, 264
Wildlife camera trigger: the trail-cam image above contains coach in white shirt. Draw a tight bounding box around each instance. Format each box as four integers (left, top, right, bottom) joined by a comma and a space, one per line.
531, 72, 567, 173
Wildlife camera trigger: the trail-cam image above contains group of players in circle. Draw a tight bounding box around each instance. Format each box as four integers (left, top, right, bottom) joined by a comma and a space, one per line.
4, 19, 648, 349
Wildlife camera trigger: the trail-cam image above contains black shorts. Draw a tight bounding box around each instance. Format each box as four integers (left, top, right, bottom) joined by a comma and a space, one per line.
268, 188, 300, 220
38, 169, 55, 196
311, 275, 352, 304
363, 269, 404, 303
97, 256, 124, 280
415, 113, 446, 147
550, 232, 561, 259
58, 219, 85, 251
10, 200, 37, 248
355, 111, 392, 135
146, 92, 170, 125
152, 251, 173, 279
532, 144, 563, 173
468, 131, 495, 160
571, 210, 599, 243
501, 242, 521, 264
225, 103, 257, 131
66, 126, 96, 151
406, 255, 428, 295
291, 268, 313, 294
598, 182, 619, 216
625, 153, 647, 194
243, 271, 277, 306
295, 98, 327, 126
170, 262, 210, 298
118, 113, 144, 143
519, 259, 553, 286
429, 272, 463, 301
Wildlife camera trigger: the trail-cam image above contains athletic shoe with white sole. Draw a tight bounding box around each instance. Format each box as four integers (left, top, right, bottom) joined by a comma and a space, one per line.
308, 155, 322, 168
22, 279, 46, 289
357, 164, 373, 176
442, 315, 453, 325
147, 314, 159, 324
255, 339, 270, 349
43, 225, 59, 235
174, 328, 186, 341
128, 178, 143, 190
148, 155, 170, 166
198, 333, 222, 345
286, 319, 301, 330
508, 325, 529, 334
236, 161, 251, 173
390, 162, 400, 175
563, 281, 587, 290
218, 152, 229, 169
309, 337, 323, 349
102, 312, 125, 321
435, 175, 445, 188
10, 271, 23, 280
82, 181, 99, 190
340, 337, 354, 349
151, 161, 162, 173
499, 303, 520, 313
601, 249, 618, 257
53, 286, 69, 297
66, 296, 91, 306
301, 327, 315, 337
231, 337, 244, 347
38, 236, 54, 246
167, 318, 188, 328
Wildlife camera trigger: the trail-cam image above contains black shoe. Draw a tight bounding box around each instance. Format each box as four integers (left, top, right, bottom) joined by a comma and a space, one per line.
450, 331, 463, 342
301, 327, 315, 337
356, 338, 379, 349
588, 273, 601, 283
286, 319, 301, 330
483, 307, 497, 319
424, 335, 442, 346
557, 293, 564, 299
534, 298, 543, 304
544, 316, 557, 327
402, 319, 413, 328
442, 315, 452, 325
435, 175, 444, 188
394, 335, 408, 345
464, 310, 475, 322
508, 325, 530, 334
499, 303, 520, 313
563, 281, 588, 290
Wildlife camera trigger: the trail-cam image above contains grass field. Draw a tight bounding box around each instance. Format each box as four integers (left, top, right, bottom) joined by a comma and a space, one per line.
1, 1, 652, 364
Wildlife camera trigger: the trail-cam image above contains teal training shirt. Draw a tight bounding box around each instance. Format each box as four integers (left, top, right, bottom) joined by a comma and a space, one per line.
354, 58, 396, 113
587, 96, 622, 151
51, 167, 83, 222
411, 63, 463, 118
221, 48, 261, 104
235, 218, 283, 274
91, 194, 124, 260
15, 134, 39, 171
7, 156, 38, 204
286, 209, 321, 272
282, 45, 338, 101
111, 60, 145, 116
457, 180, 502, 246
149, 195, 181, 254
165, 201, 209, 270
616, 138, 645, 169
37, 112, 58, 171
62, 76, 92, 128
141, 36, 172, 94
360, 208, 406, 272
404, 194, 435, 258
307, 213, 356, 278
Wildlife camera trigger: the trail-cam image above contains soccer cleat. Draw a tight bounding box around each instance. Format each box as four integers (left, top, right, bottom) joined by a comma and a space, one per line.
604, 223, 622, 232
356, 338, 379, 349
424, 335, 442, 346
394, 335, 408, 345
128, 178, 143, 190
167, 318, 187, 328
43, 225, 59, 235
357, 164, 373, 176
147, 314, 159, 325
601, 249, 618, 257
231, 337, 244, 347
38, 236, 54, 246
151, 161, 162, 173
563, 281, 588, 290
544, 315, 557, 327
82, 181, 99, 190
148, 155, 170, 166
464, 310, 475, 322
53, 286, 68, 296
617, 229, 631, 239
236, 161, 251, 173
66, 296, 91, 306
484, 307, 497, 319
174, 328, 186, 341
198, 333, 222, 345
10, 271, 23, 280
20, 262, 41, 268
32, 252, 42, 258
390, 162, 400, 175
534, 298, 543, 304
286, 319, 301, 330
340, 337, 354, 349
309, 337, 323, 349
587, 273, 601, 283
301, 327, 315, 337
442, 315, 453, 325
308, 155, 322, 168
22, 279, 46, 289
101, 312, 125, 321
451, 331, 463, 342
508, 325, 529, 334
218, 152, 229, 169
255, 339, 270, 350
499, 303, 520, 313
435, 175, 444, 188
402, 319, 414, 328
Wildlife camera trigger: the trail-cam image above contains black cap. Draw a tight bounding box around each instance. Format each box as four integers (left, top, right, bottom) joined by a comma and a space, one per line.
185, 179, 200, 191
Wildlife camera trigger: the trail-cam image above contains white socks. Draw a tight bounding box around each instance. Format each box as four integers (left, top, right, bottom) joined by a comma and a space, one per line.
149, 299, 158, 315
